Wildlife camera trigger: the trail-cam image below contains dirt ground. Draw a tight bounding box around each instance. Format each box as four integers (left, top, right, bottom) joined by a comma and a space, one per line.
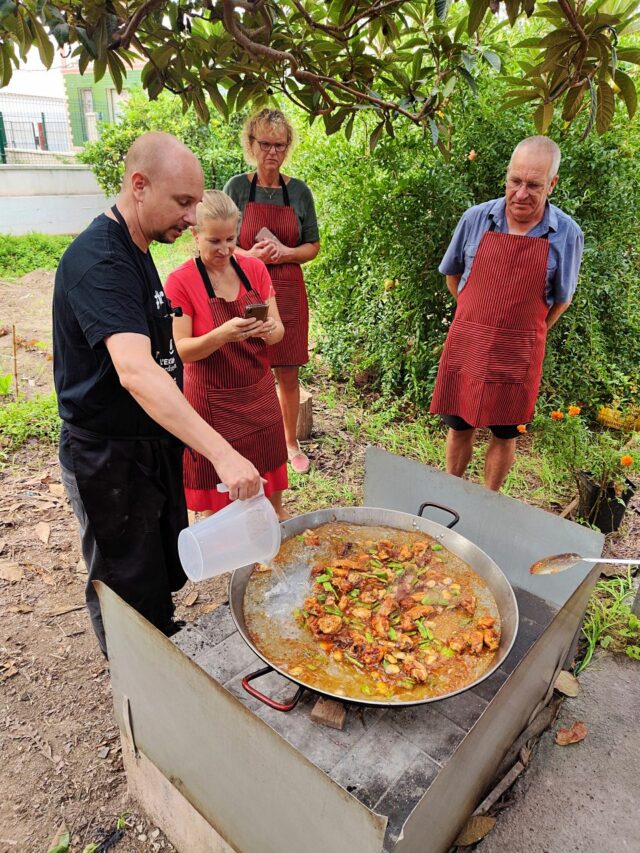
1, 272, 638, 853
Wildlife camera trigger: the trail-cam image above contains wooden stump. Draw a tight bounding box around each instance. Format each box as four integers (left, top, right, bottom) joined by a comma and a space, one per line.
296, 387, 313, 441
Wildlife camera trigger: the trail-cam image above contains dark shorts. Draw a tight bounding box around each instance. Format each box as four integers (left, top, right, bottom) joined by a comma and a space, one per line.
441, 414, 523, 440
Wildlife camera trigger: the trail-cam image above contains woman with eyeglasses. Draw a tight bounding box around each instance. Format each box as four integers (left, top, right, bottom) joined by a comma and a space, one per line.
224, 109, 320, 475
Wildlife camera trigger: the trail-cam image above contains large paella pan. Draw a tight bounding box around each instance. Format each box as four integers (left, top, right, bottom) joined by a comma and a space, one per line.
229, 504, 519, 710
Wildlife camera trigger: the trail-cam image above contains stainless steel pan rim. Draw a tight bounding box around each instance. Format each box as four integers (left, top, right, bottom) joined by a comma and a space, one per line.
229, 505, 519, 708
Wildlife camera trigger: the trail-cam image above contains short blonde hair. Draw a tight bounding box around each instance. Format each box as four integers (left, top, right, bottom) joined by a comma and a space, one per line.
195, 190, 239, 230
241, 109, 295, 166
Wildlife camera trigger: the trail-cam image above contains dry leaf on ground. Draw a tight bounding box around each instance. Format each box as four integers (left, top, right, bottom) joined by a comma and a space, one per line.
554, 670, 580, 698
1, 659, 19, 681
48, 483, 65, 498
183, 589, 198, 606
35, 521, 51, 545
555, 720, 587, 746
455, 815, 497, 845
0, 561, 24, 582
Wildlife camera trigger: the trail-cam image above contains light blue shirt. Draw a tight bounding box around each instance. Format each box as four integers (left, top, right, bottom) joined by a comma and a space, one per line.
439, 197, 584, 306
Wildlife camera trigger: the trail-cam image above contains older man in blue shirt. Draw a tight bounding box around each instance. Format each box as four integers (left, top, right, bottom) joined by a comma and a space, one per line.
430, 136, 583, 491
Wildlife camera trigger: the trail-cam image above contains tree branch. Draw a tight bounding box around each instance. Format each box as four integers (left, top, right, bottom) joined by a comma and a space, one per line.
556, 0, 589, 81
108, 0, 167, 49
220, 0, 435, 124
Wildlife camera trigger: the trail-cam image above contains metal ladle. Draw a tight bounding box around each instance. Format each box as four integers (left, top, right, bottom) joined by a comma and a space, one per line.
529, 553, 640, 575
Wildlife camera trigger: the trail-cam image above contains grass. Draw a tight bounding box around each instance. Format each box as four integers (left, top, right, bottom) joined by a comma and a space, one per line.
0, 231, 194, 284
151, 232, 195, 281
0, 392, 60, 454
575, 572, 640, 673
0, 233, 73, 281
287, 468, 360, 514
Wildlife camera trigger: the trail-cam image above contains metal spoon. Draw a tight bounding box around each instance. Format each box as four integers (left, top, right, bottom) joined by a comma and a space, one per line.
529, 553, 640, 575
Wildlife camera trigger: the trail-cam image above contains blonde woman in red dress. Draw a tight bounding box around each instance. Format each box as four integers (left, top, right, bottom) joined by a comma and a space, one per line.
165, 191, 289, 519
224, 109, 320, 474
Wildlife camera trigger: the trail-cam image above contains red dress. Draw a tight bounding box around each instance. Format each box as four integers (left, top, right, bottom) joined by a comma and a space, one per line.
165, 255, 287, 512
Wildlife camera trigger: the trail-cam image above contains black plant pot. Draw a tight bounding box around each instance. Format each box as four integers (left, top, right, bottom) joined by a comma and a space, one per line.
576, 472, 636, 534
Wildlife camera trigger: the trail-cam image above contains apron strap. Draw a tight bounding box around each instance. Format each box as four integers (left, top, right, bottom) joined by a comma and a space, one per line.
195, 255, 254, 298
249, 173, 290, 206
195, 256, 216, 298
230, 255, 254, 293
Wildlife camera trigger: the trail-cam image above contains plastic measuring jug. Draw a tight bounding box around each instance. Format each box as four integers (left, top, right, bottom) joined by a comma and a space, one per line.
178, 487, 281, 582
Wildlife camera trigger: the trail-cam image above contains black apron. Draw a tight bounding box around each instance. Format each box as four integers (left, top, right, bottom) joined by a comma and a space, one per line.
65, 205, 188, 638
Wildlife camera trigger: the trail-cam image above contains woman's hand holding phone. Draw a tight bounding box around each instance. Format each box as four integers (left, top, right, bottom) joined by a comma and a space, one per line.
218, 316, 263, 344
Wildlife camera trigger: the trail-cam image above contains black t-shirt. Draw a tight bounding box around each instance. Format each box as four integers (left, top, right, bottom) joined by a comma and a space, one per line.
53, 214, 170, 468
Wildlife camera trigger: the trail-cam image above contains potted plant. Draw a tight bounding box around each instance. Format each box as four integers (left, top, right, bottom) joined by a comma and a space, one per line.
531, 406, 638, 533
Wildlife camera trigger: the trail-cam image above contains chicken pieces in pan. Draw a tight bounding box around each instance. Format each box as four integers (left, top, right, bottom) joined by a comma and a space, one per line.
294, 534, 501, 696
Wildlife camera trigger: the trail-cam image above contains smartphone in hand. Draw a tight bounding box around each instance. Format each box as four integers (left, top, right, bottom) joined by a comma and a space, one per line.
255, 226, 277, 243
244, 303, 269, 322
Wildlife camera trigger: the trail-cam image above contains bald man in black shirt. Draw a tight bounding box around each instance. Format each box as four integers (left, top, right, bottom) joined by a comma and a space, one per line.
54, 132, 261, 654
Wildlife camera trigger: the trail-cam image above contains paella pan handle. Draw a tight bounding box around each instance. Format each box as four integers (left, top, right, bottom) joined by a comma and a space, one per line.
242, 665, 305, 712
417, 502, 460, 529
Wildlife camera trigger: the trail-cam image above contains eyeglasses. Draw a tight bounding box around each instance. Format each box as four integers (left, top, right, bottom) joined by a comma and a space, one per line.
253, 140, 288, 153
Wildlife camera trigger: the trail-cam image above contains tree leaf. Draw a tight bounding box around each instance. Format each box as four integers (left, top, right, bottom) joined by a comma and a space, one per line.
29, 13, 54, 67
562, 81, 587, 120
614, 68, 637, 118
616, 48, 640, 64
581, 78, 598, 139
596, 79, 615, 133
369, 120, 384, 152
458, 66, 478, 95
482, 49, 501, 71
93, 55, 106, 84
533, 101, 554, 133
435, 0, 452, 22
428, 117, 439, 145
467, 0, 490, 37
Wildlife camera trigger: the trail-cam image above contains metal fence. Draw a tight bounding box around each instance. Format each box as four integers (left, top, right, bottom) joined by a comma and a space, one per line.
0, 93, 74, 165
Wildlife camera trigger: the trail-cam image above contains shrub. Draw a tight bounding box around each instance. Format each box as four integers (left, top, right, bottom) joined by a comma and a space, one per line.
78, 90, 246, 196
0, 234, 73, 280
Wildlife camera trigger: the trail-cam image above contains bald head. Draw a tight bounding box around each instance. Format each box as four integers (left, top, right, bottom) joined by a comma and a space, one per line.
123, 131, 200, 184
509, 136, 561, 181
119, 131, 205, 246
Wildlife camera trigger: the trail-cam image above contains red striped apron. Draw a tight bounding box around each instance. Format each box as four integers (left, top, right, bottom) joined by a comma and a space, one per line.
183, 256, 287, 490
237, 174, 309, 366
430, 227, 549, 426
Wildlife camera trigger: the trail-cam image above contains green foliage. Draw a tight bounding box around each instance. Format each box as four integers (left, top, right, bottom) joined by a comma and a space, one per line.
576, 572, 640, 673
0, 374, 12, 396
0, 392, 60, 452
0, 233, 73, 280
78, 89, 246, 196
533, 407, 638, 485
1, 0, 638, 140
297, 82, 640, 410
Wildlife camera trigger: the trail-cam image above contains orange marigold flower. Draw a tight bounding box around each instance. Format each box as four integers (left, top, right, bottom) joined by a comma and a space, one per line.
517, 424, 527, 434
620, 454, 634, 468
550, 410, 565, 421
567, 406, 581, 417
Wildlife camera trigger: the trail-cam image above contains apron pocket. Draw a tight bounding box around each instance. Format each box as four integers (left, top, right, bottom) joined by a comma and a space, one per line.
206, 372, 282, 443
446, 319, 536, 384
